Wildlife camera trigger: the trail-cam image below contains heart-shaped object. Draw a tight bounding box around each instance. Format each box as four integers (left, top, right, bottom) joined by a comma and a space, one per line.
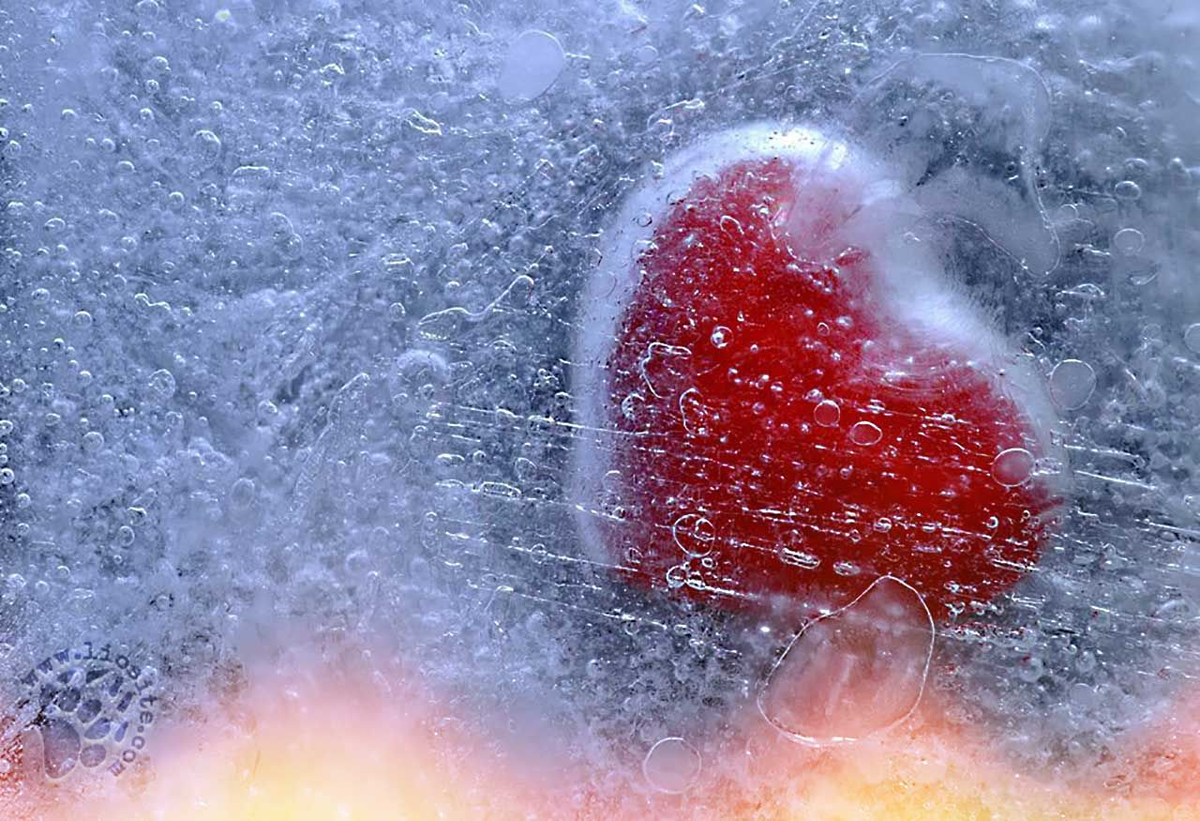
572, 125, 1059, 620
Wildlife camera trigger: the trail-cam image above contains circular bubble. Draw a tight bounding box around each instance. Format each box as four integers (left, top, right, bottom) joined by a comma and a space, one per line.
991, 447, 1035, 488
148, 368, 177, 400
191, 129, 222, 166
848, 420, 883, 446
1184, 323, 1200, 355
498, 30, 566, 102
671, 513, 716, 557
1112, 227, 1144, 255
813, 399, 840, 427
1113, 180, 1141, 200
642, 736, 701, 794
1048, 359, 1097, 410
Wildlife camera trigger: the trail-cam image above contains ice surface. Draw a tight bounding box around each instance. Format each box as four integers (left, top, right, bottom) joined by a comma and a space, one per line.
1, 0, 1200, 817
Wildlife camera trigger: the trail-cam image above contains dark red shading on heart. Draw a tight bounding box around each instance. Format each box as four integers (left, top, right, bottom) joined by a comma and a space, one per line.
599, 157, 1057, 619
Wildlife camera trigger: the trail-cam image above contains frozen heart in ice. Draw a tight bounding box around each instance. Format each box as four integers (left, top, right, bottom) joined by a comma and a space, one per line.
572, 125, 1059, 620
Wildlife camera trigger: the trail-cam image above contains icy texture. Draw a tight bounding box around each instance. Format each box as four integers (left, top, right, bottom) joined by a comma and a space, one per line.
0, 0, 1199, 816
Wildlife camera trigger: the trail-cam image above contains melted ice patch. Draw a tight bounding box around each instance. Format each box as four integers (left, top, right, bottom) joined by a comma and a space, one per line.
757, 576, 934, 746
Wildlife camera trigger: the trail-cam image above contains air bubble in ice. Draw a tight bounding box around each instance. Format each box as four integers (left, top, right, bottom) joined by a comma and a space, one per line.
671, 513, 716, 557
710, 325, 731, 348
848, 420, 882, 446
665, 564, 688, 589
1113, 227, 1145, 255
1049, 359, 1097, 410
417, 307, 469, 340
345, 549, 372, 575
642, 736, 701, 794
148, 369, 176, 400
1183, 323, 1200, 354
191, 129, 221, 165
404, 110, 442, 136
758, 576, 934, 745
813, 399, 840, 427
0, 468, 13, 486
679, 388, 718, 436
1017, 655, 1045, 682
780, 548, 820, 569
256, 400, 279, 425
991, 447, 1034, 487
1114, 180, 1141, 200
230, 478, 256, 509
639, 343, 691, 399
498, 31, 566, 103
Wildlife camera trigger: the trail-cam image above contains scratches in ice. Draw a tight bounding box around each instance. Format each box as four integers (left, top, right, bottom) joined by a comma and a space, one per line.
291, 372, 371, 519
417, 274, 536, 341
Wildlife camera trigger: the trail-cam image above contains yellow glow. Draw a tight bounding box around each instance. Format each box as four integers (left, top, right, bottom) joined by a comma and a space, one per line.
4, 660, 1200, 820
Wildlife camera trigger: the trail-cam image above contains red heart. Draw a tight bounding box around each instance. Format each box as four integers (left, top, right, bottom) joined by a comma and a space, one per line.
574, 126, 1059, 621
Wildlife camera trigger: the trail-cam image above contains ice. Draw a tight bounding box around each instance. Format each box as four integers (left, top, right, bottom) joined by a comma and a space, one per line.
1049, 359, 1099, 411
642, 736, 702, 794
758, 577, 934, 746
1, 0, 1200, 816
498, 31, 567, 103
862, 53, 1060, 275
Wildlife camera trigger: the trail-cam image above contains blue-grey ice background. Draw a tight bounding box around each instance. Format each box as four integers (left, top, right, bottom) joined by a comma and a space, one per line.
2, 0, 1200, 812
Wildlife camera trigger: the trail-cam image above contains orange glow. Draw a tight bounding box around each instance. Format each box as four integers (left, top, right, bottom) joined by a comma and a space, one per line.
3, 654, 1200, 820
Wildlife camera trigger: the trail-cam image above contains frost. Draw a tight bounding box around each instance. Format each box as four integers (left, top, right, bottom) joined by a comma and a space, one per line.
1, 0, 1199, 815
